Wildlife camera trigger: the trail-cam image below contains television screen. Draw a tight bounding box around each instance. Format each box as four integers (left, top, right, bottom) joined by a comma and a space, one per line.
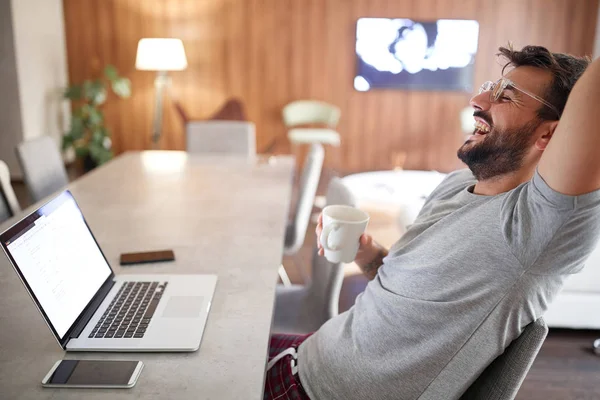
355, 18, 479, 92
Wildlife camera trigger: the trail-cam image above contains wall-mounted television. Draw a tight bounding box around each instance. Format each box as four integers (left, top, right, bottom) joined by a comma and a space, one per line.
354, 18, 480, 92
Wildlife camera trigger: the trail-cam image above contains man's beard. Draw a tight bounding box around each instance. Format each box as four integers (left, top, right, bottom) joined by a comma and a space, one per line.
457, 119, 542, 181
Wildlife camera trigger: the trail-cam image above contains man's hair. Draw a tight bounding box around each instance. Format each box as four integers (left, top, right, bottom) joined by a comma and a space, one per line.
497, 44, 591, 120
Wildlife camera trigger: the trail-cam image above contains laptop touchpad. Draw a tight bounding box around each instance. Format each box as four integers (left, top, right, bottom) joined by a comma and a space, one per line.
161, 296, 205, 318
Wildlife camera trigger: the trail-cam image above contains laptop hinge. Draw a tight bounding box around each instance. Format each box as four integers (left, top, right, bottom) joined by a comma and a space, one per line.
69, 279, 116, 339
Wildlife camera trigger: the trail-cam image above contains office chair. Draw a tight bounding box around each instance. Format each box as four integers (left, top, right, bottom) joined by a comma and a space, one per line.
282, 100, 341, 147
420, 317, 548, 399
274, 177, 354, 333
0, 160, 21, 223
459, 318, 548, 400
279, 144, 324, 285
186, 121, 256, 158
16, 136, 69, 203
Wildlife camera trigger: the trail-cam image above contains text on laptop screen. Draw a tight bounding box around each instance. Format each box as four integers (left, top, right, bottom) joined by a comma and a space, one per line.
5, 193, 111, 338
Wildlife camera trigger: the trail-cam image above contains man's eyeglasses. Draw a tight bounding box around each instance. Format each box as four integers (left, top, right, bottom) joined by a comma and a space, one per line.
479, 78, 560, 119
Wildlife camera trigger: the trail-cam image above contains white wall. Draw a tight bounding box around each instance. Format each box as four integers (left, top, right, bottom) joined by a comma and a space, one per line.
0, 0, 23, 176
10, 0, 69, 145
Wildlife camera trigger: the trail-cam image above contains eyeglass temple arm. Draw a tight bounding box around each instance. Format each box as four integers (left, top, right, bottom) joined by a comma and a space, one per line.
511, 84, 560, 117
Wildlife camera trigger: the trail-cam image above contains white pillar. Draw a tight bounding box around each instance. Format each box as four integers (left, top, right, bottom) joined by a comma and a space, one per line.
0, 0, 70, 178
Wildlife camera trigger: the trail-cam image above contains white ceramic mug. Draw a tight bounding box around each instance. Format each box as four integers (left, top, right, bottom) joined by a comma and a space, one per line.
320, 205, 370, 263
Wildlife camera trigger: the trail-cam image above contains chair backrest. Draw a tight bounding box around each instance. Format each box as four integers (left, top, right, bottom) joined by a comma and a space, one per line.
0, 160, 21, 224
173, 100, 190, 124
284, 144, 325, 255
186, 121, 256, 158
175, 98, 248, 125
282, 100, 341, 128
309, 177, 356, 320
208, 98, 248, 121
459, 318, 548, 400
16, 136, 69, 203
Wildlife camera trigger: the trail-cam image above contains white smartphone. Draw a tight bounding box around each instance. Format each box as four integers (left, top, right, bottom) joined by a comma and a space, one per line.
41, 359, 143, 389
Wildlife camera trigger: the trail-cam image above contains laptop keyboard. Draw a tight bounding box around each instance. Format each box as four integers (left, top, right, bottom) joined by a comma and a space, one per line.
89, 281, 168, 339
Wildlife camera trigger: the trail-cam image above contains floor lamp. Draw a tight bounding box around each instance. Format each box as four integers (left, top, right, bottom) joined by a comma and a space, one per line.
135, 38, 188, 147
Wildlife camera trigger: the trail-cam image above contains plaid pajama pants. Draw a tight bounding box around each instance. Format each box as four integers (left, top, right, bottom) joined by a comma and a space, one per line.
263, 333, 312, 400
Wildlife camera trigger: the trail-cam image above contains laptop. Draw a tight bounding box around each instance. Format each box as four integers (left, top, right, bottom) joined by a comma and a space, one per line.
0, 190, 217, 352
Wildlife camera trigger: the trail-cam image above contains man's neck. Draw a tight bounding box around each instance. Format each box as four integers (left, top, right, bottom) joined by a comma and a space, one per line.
473, 169, 535, 196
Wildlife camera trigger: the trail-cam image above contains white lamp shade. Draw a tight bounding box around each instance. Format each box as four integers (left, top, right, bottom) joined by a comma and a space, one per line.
135, 38, 188, 71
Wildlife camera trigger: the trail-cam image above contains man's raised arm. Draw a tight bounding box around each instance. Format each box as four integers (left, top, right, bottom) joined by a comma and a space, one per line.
539, 57, 600, 195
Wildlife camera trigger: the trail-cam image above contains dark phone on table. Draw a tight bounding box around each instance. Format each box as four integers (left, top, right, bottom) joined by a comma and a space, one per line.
41, 359, 143, 388
120, 250, 175, 266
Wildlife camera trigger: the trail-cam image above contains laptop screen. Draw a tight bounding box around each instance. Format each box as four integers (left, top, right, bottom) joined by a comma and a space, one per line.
0, 191, 112, 340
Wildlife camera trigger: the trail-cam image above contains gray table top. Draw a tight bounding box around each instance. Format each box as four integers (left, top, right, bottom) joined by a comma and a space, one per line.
0, 151, 295, 399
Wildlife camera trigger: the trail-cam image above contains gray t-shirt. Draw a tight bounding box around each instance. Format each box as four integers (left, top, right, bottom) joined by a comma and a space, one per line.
298, 169, 600, 400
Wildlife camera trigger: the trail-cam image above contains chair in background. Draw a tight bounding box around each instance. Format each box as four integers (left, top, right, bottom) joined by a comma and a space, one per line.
273, 177, 354, 334
0, 160, 21, 224
186, 121, 256, 158
279, 143, 325, 286
207, 98, 248, 122
16, 136, 69, 203
173, 100, 190, 124
174, 98, 248, 125
282, 100, 341, 147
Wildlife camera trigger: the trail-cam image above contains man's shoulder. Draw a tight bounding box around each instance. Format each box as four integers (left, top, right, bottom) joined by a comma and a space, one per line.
443, 168, 476, 185
424, 168, 475, 204
435, 168, 476, 193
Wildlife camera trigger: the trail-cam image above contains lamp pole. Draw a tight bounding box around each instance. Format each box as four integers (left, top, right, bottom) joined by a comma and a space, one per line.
151, 71, 170, 147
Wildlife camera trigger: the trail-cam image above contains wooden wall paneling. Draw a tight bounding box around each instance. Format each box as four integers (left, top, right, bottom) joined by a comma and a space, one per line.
126, 0, 151, 151
580, 0, 600, 55
552, 1, 570, 52
261, 0, 277, 154
410, 0, 433, 171
63, 0, 600, 174
174, 0, 191, 150
385, 0, 412, 172
431, 0, 448, 171
573, 1, 590, 55
443, 0, 479, 171
272, 0, 293, 156
160, 0, 177, 151
361, 0, 378, 173
585, 0, 600, 53
96, 0, 118, 152
375, 0, 395, 171
107, 0, 124, 153
345, 0, 362, 172
325, 0, 350, 172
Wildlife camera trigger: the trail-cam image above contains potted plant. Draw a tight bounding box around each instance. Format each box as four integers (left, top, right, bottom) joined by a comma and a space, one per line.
62, 65, 131, 171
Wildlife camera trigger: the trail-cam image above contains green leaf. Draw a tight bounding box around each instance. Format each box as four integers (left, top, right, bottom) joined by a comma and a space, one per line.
89, 141, 114, 165
88, 142, 101, 160
68, 114, 85, 140
97, 148, 113, 165
64, 85, 83, 100
104, 65, 118, 81
80, 104, 103, 127
93, 88, 107, 105
91, 126, 107, 144
111, 77, 131, 98
88, 107, 104, 126
61, 134, 74, 150
73, 106, 85, 119
83, 80, 107, 105
75, 146, 89, 158
82, 80, 93, 99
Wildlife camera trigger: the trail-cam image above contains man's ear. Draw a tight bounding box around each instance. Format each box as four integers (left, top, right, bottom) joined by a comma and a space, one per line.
535, 120, 559, 151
